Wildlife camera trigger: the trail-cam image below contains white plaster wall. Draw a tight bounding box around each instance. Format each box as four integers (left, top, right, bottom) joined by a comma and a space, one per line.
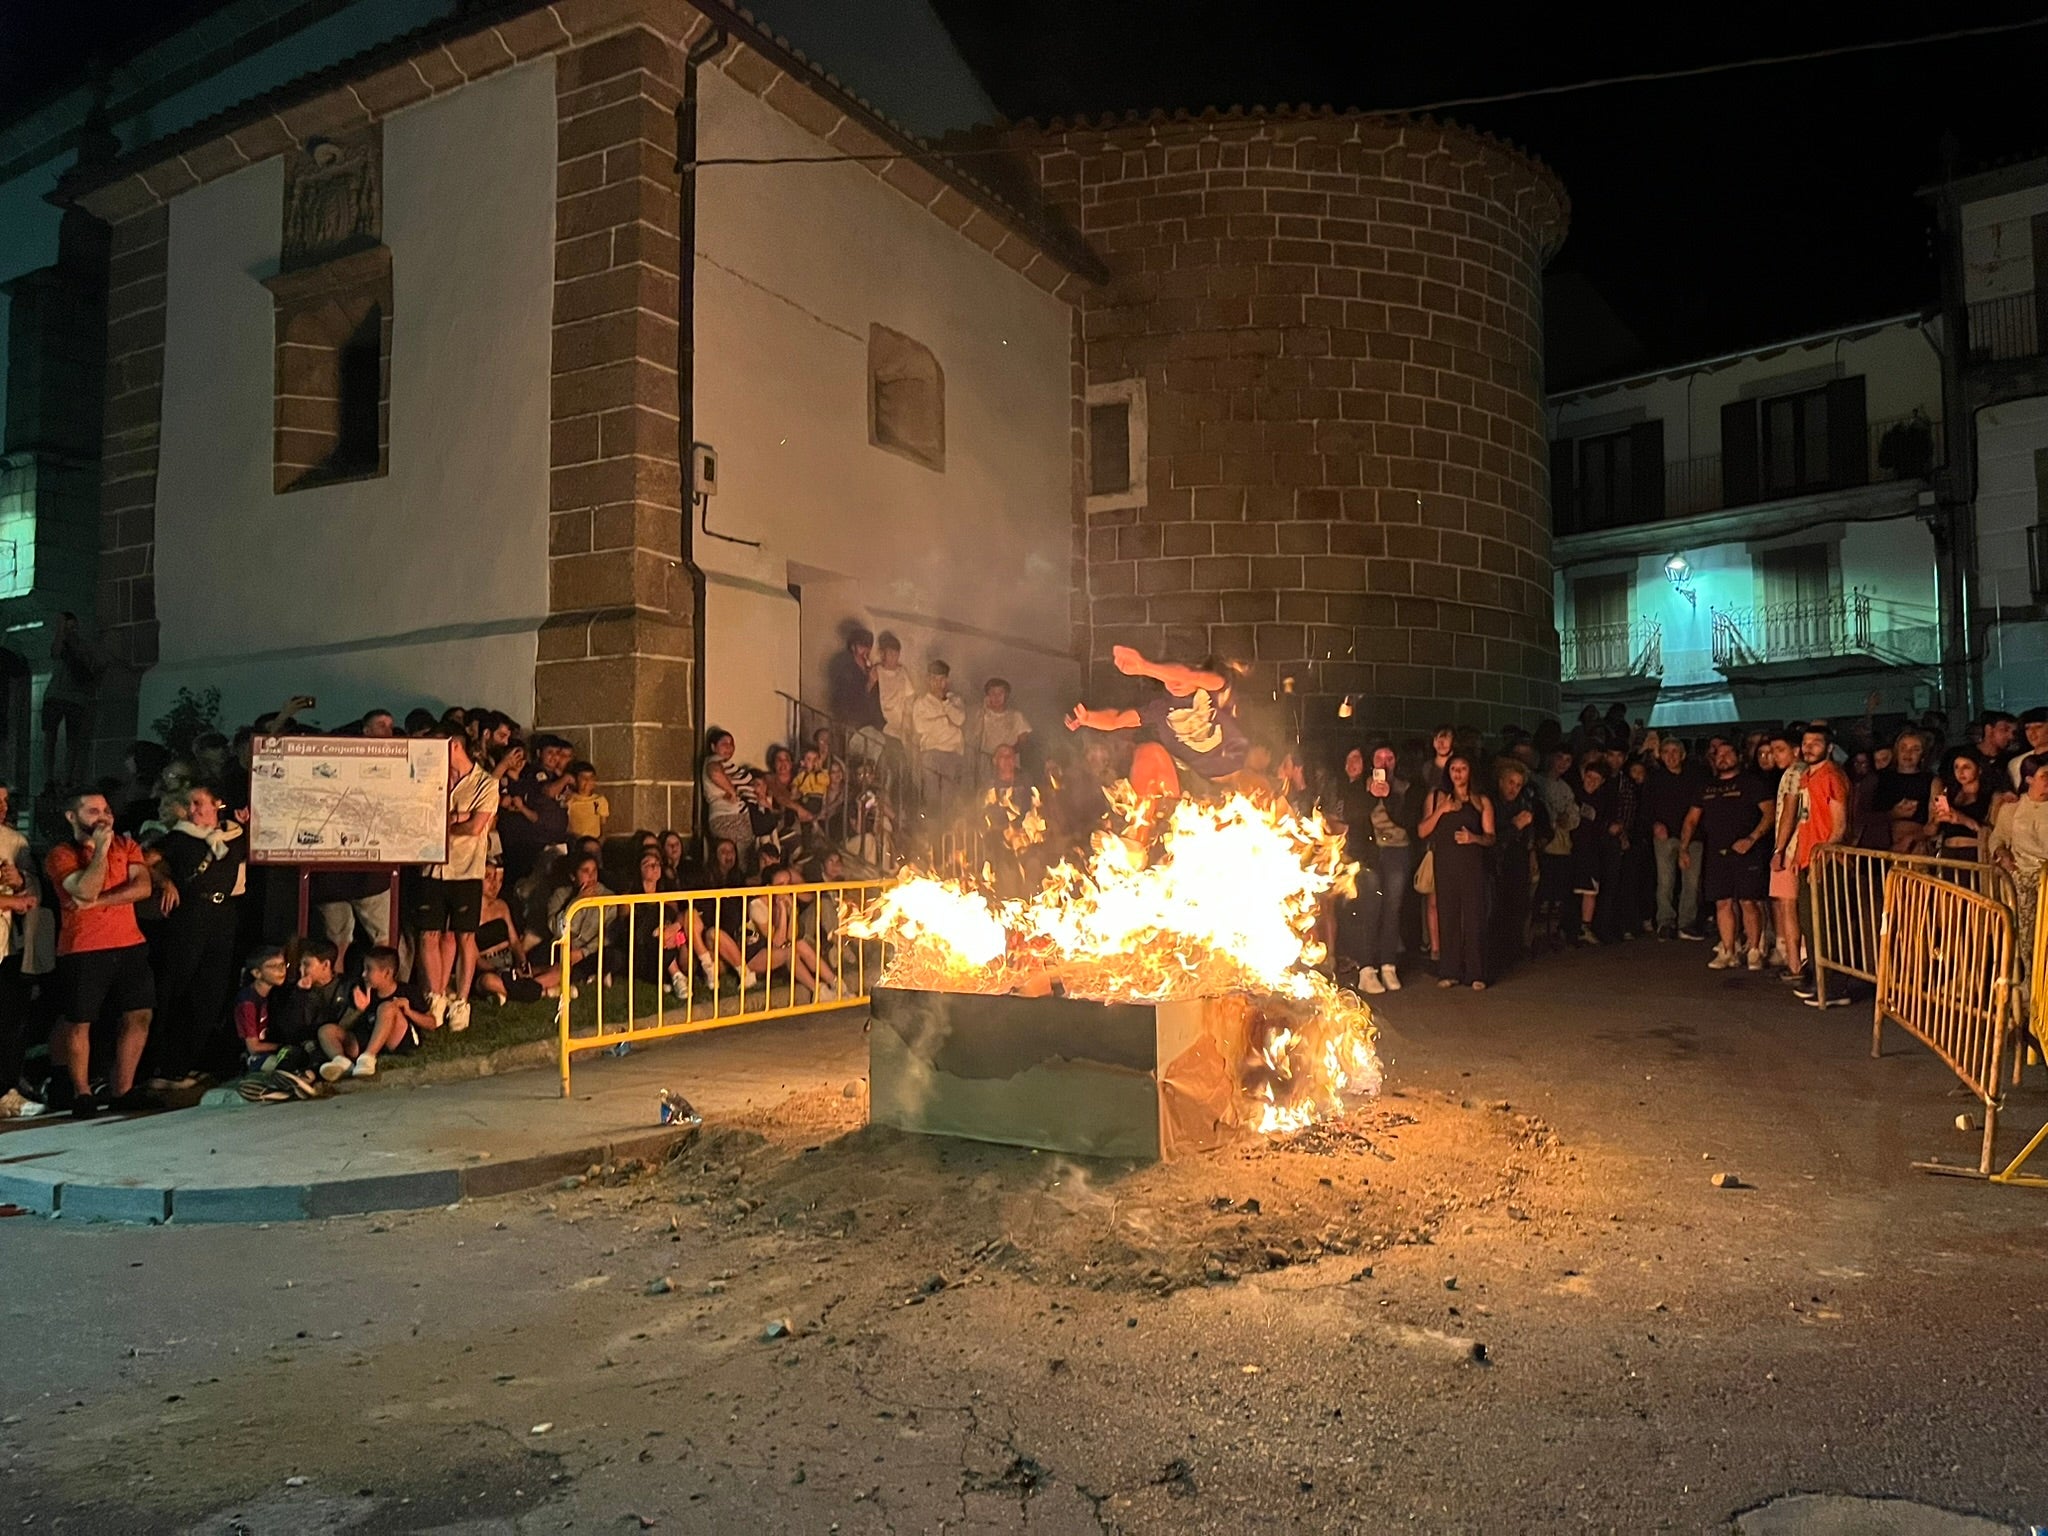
1551, 321, 1942, 467
144, 59, 556, 733
703, 573, 801, 766
692, 66, 1077, 741
1961, 185, 2048, 304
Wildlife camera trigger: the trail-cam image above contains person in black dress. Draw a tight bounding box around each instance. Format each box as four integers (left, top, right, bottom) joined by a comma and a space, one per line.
147, 784, 247, 1084
1489, 757, 1547, 980
1417, 753, 1496, 990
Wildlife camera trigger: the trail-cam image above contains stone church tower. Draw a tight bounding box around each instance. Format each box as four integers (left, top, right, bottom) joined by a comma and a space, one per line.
1016, 110, 1569, 735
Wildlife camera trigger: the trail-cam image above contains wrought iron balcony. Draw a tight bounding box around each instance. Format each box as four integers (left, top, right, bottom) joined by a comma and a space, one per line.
1560, 616, 1662, 682
1966, 290, 2045, 365
1707, 591, 1946, 669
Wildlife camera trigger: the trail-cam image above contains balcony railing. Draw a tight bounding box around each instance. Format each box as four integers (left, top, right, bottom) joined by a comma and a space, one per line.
2030, 523, 2048, 602
1560, 616, 1662, 682
1712, 592, 1875, 668
1966, 290, 2045, 365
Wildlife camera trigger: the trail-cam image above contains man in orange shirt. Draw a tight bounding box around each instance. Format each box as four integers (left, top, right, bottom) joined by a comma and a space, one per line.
43, 791, 157, 1117
1789, 723, 1851, 1007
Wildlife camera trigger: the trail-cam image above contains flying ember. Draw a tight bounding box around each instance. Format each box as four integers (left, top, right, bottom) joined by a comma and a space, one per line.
847, 786, 1382, 1135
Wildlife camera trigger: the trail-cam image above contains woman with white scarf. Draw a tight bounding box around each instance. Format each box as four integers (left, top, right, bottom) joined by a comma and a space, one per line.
145, 784, 246, 1087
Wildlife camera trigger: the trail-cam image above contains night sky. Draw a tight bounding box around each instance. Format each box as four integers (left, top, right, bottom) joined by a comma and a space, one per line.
8, 1, 2047, 387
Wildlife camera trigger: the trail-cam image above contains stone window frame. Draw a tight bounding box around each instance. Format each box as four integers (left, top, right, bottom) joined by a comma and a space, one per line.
1084, 377, 1147, 514
261, 245, 393, 495
867, 323, 945, 472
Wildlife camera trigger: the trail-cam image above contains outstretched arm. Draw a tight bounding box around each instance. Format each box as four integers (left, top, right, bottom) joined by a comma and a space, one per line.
1110, 645, 1226, 695
1065, 704, 1141, 733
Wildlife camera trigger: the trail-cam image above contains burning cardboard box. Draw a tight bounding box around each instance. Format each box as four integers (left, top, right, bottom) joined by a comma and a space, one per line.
869, 987, 1258, 1161
848, 790, 1382, 1160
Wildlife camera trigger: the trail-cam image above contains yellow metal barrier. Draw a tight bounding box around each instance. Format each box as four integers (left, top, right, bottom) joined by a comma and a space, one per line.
1872, 866, 2041, 1184
554, 879, 887, 1095
1810, 845, 2018, 1006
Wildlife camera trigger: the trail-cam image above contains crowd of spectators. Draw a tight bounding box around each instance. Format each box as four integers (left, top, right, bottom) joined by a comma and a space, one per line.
5, 645, 2044, 1126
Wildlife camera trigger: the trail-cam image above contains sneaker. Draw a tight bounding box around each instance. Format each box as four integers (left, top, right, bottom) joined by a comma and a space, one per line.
428, 993, 449, 1027
1803, 992, 1850, 1010
1357, 967, 1385, 995
671, 972, 691, 1002
69, 1093, 103, 1121
1380, 965, 1401, 992
447, 998, 471, 1034
1745, 947, 1764, 972
318, 1056, 351, 1083
0, 1087, 46, 1120
1678, 927, 1708, 942
698, 951, 720, 986
1656, 925, 1676, 941
106, 1085, 162, 1114
1707, 948, 1737, 970
349, 1053, 379, 1078
1576, 931, 1602, 947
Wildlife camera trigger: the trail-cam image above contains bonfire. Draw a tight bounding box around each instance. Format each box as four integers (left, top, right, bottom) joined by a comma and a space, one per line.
846, 787, 1382, 1134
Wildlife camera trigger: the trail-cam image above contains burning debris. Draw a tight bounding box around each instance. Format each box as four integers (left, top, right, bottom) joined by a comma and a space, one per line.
848, 787, 1382, 1140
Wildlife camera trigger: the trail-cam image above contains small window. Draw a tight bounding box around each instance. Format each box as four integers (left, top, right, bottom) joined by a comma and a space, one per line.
1085, 379, 1147, 512
868, 324, 944, 471
263, 245, 392, 494
1089, 403, 1131, 495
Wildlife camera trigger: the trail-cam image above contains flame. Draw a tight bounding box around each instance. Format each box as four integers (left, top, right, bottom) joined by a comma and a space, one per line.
848, 785, 1381, 1133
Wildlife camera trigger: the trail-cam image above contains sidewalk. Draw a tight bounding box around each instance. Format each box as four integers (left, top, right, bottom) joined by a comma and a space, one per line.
0, 1010, 870, 1224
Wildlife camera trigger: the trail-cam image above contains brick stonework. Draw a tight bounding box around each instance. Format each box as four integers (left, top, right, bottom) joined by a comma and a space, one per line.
538, 24, 698, 833
96, 207, 169, 698
1021, 113, 1569, 732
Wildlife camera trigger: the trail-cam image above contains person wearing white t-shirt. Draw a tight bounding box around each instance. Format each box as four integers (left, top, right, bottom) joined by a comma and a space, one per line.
972, 677, 1031, 784
910, 660, 967, 817
874, 631, 916, 747
406, 730, 499, 1033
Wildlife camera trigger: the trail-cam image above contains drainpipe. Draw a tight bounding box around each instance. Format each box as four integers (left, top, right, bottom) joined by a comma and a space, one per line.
1930, 140, 1980, 720
677, 24, 727, 839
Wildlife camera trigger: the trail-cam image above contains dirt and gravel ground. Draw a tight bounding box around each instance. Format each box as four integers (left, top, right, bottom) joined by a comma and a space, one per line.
4, 945, 2047, 1533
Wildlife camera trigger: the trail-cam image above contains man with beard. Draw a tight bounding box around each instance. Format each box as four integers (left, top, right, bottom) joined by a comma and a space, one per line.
43, 791, 157, 1116
1680, 739, 1774, 972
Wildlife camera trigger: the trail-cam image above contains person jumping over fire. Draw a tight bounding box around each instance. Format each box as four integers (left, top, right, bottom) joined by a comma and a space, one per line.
1064, 645, 1252, 802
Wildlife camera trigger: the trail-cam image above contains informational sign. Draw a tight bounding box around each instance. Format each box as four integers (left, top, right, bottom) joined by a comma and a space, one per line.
250, 736, 450, 866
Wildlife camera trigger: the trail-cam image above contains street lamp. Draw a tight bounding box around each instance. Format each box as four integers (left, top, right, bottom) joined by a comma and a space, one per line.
1664, 552, 1696, 606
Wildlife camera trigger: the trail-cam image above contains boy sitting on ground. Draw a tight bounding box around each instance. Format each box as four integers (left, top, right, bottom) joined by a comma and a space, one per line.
268, 939, 361, 1065
317, 945, 433, 1081
232, 946, 290, 1067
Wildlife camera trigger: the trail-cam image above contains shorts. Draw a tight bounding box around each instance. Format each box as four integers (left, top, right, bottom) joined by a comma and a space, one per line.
405, 877, 483, 934
54, 943, 156, 1024
1703, 848, 1768, 905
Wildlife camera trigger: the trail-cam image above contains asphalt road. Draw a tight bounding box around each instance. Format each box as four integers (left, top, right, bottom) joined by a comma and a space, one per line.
5, 942, 2046, 1534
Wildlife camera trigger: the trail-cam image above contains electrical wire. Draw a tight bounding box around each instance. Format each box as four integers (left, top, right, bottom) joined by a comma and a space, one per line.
691, 13, 2048, 170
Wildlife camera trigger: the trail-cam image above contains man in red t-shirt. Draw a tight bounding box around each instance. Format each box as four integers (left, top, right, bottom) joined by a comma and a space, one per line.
1789, 723, 1852, 1007
43, 791, 157, 1117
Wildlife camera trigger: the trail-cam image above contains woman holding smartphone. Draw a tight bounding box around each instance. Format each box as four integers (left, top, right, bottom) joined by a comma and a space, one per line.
1417, 753, 1496, 990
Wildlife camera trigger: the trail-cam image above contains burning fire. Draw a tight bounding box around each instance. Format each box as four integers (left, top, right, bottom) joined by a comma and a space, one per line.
847, 787, 1381, 1134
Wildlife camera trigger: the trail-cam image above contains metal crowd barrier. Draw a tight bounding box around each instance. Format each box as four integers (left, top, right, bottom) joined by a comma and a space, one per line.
554, 879, 887, 1095
1809, 845, 2018, 1006
1872, 866, 2041, 1184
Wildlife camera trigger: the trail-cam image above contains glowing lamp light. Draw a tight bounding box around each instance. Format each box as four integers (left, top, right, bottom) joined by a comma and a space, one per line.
1663, 553, 1691, 586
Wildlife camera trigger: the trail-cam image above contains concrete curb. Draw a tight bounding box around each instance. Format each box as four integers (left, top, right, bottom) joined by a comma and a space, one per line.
9, 1126, 696, 1225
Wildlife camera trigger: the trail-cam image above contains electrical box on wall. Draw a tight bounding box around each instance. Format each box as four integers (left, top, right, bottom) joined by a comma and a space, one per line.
691, 443, 718, 498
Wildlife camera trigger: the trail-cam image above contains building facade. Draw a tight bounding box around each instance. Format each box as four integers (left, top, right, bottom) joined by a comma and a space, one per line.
1548, 316, 1946, 730
1933, 155, 2048, 712
3, 0, 1574, 829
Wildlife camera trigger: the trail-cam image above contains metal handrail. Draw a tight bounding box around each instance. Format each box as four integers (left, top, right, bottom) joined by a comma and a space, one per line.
1966, 290, 2044, 365
1712, 590, 1879, 667
1559, 616, 1661, 682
